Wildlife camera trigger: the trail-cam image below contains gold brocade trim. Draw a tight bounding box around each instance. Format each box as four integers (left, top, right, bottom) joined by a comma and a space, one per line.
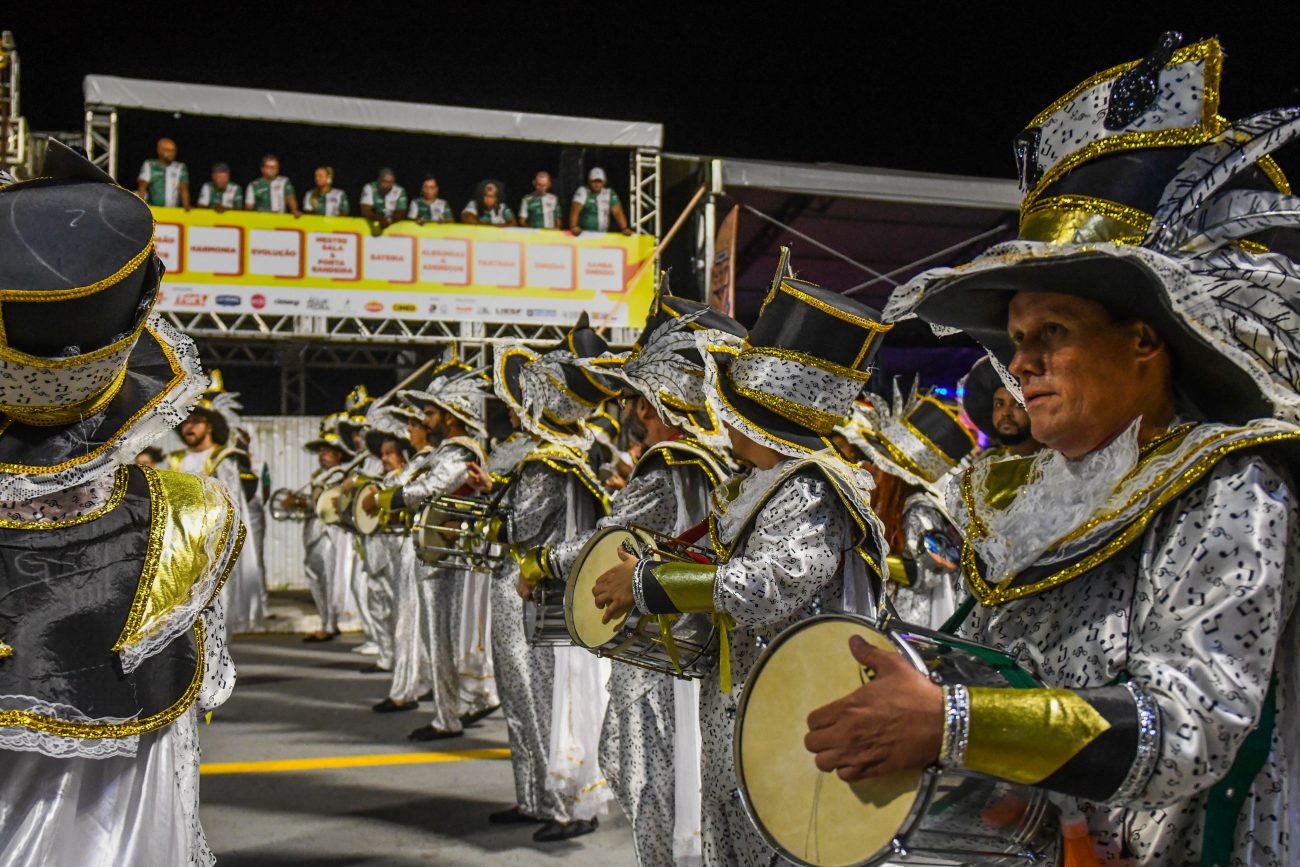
0, 365, 129, 428
1024, 195, 1152, 232
1019, 197, 1151, 245
774, 281, 893, 335
1021, 40, 1223, 216
964, 687, 1112, 784
0, 466, 130, 529
0, 325, 186, 474
0, 242, 153, 302
740, 345, 877, 382
900, 419, 957, 470
871, 430, 935, 484
655, 441, 727, 487
1235, 239, 1270, 255
0, 620, 206, 739
0, 643, 12, 659
731, 381, 845, 436
113, 467, 236, 652
960, 428, 1300, 605
649, 561, 719, 613
1258, 155, 1291, 196
711, 373, 823, 456
523, 445, 610, 513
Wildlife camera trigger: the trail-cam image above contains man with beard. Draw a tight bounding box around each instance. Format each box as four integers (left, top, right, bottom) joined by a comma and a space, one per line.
369, 360, 492, 740
961, 356, 1042, 458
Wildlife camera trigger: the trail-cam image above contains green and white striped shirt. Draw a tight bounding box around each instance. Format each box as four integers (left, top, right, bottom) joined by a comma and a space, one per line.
361, 181, 407, 219
520, 192, 561, 228
462, 199, 516, 225
138, 159, 189, 207
197, 182, 242, 209
304, 187, 350, 216
408, 198, 454, 222
245, 176, 296, 213
573, 186, 621, 232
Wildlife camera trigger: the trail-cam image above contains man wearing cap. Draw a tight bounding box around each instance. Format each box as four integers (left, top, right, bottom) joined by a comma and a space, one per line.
360, 167, 407, 227
245, 154, 302, 216
303, 166, 351, 217
590, 251, 891, 865
172, 373, 268, 634
519, 170, 564, 229
137, 136, 190, 209
197, 162, 242, 212
570, 167, 631, 235
527, 287, 744, 863
369, 360, 493, 738
0, 141, 243, 864
808, 35, 1300, 866
299, 413, 354, 642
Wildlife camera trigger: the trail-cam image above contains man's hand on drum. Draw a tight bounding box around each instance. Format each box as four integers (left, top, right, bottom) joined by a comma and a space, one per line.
341, 476, 356, 494
466, 462, 492, 494
515, 574, 532, 601
592, 545, 636, 624
361, 489, 379, 517
803, 635, 944, 780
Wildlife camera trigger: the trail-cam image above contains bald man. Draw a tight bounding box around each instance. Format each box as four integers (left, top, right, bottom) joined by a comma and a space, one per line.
137, 137, 190, 209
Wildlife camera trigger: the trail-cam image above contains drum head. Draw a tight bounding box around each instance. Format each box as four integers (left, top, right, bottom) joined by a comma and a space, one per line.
316, 486, 342, 524
564, 527, 653, 649
736, 616, 923, 867
352, 483, 382, 535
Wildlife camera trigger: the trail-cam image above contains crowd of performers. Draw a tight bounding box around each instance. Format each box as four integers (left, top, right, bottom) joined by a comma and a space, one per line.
3, 32, 1300, 867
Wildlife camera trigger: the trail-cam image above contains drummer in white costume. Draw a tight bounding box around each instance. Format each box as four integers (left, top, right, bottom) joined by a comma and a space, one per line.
0, 141, 243, 866
371, 359, 493, 740
841, 385, 976, 629
588, 251, 891, 866
338, 395, 385, 657
475, 339, 611, 838
810, 34, 1300, 866
535, 285, 746, 865
300, 412, 355, 642
171, 371, 267, 634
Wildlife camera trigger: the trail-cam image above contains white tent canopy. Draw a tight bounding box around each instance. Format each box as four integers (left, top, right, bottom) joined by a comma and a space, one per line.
84, 75, 664, 148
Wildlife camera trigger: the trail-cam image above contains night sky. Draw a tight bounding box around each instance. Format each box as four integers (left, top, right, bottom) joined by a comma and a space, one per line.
6, 5, 1299, 411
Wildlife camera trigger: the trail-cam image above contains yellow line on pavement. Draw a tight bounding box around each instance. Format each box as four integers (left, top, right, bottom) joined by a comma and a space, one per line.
200, 748, 511, 775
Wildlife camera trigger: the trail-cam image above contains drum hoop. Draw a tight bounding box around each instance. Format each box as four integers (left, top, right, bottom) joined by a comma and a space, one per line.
563, 526, 643, 649
733, 612, 932, 867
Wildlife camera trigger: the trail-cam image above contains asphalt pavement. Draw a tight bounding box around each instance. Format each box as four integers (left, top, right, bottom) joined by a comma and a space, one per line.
199, 632, 636, 866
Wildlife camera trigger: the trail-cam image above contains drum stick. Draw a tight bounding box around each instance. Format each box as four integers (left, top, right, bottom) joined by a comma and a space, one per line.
595, 184, 708, 337
374, 356, 440, 406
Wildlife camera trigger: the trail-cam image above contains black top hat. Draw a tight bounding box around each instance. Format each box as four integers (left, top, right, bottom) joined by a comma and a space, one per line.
959, 357, 1004, 440
895, 34, 1300, 425
0, 140, 207, 494
705, 248, 893, 456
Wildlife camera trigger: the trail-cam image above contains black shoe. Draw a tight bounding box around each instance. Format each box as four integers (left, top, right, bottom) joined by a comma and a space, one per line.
373, 698, 418, 713
533, 817, 598, 842
302, 632, 335, 643
359, 663, 391, 674
488, 806, 545, 825
460, 703, 501, 727
407, 724, 462, 742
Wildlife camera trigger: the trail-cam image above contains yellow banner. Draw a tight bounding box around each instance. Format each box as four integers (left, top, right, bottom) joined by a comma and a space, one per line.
151, 207, 655, 327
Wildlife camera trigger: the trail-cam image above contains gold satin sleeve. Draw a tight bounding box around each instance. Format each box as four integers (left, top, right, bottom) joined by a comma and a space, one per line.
964, 687, 1112, 785
114, 467, 238, 651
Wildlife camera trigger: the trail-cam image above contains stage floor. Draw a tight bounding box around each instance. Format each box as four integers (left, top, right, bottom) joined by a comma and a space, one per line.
199, 633, 635, 866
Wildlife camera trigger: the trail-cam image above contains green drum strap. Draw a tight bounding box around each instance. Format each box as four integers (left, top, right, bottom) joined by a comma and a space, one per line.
940, 595, 976, 634
1200, 678, 1276, 867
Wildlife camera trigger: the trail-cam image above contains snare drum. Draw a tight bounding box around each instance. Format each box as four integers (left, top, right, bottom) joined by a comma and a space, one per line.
412, 496, 494, 568
564, 526, 718, 679
524, 577, 570, 645
735, 615, 1057, 866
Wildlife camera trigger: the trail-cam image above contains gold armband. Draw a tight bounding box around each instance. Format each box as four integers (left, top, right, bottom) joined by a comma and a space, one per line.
964, 687, 1112, 784
517, 546, 553, 586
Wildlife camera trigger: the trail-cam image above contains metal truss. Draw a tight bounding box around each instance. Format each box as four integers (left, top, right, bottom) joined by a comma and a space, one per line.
631, 148, 662, 240
83, 105, 117, 178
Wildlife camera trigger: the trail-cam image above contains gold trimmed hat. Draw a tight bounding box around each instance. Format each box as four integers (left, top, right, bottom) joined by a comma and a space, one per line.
304, 411, 354, 455
513, 313, 622, 450
884, 33, 1300, 425
187, 370, 241, 447
843, 380, 978, 495
398, 346, 490, 438
0, 140, 206, 498
701, 247, 893, 457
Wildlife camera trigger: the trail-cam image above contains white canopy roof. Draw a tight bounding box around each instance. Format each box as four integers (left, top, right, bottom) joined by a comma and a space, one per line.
84, 75, 664, 149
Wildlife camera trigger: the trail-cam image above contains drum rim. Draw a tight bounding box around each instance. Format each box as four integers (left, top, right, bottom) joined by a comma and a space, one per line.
351, 480, 384, 535
563, 525, 649, 649
732, 612, 932, 867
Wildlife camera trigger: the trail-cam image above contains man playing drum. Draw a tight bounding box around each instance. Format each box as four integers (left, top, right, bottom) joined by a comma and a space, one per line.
589, 250, 891, 866
300, 412, 355, 642
486, 313, 621, 842
369, 359, 492, 740
526, 285, 746, 866
807, 34, 1300, 866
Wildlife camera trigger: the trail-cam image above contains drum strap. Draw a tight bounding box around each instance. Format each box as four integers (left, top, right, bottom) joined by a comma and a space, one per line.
940, 595, 977, 634
677, 519, 710, 546
1200, 677, 1276, 867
